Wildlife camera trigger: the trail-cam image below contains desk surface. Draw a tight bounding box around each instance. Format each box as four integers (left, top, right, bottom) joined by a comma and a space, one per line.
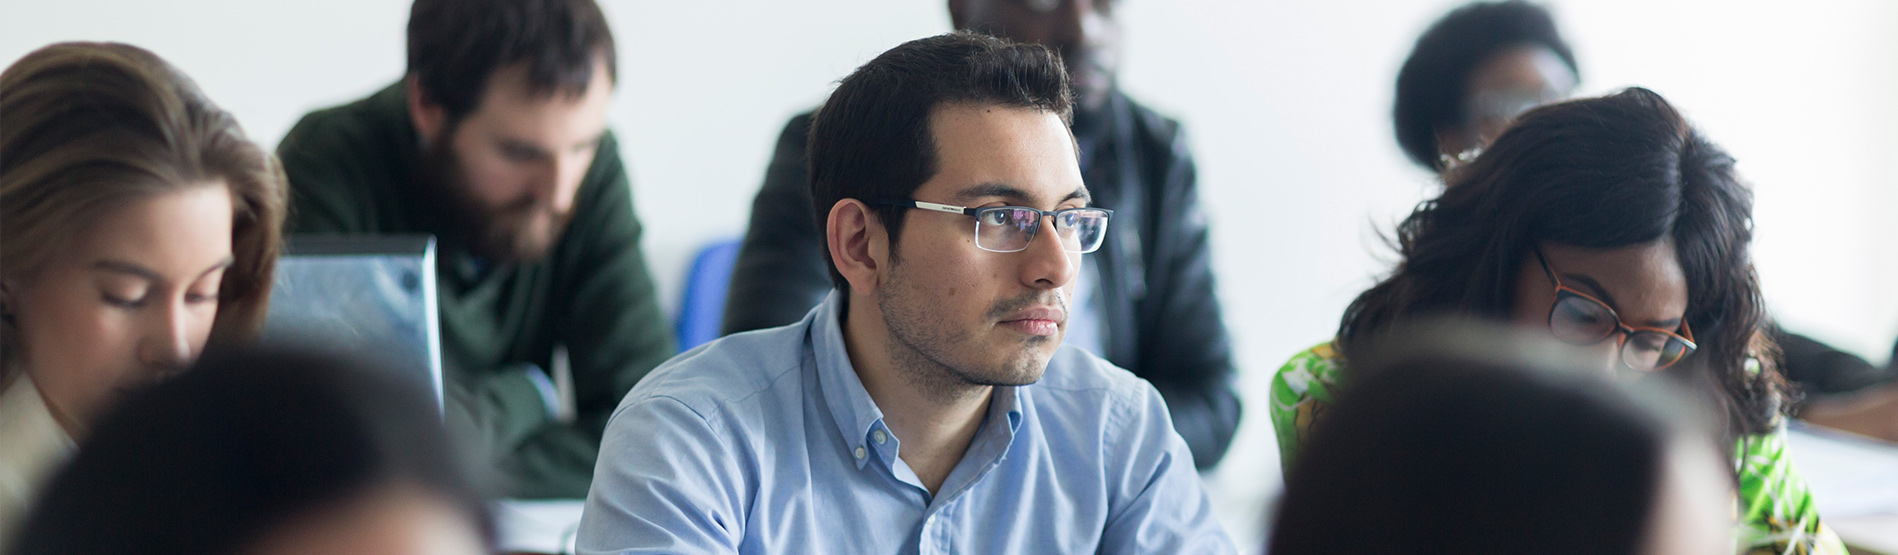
1786, 423, 1898, 553
1832, 514, 1898, 555
489, 423, 1897, 555
494, 499, 583, 554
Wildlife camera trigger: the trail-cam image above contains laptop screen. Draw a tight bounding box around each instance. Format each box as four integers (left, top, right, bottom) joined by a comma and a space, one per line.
260, 235, 443, 411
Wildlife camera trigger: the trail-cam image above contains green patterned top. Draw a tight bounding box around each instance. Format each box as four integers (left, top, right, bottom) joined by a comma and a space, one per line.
1270, 342, 1847, 554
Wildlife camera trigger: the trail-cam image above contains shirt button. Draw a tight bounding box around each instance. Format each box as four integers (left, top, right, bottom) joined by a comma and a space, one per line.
873, 430, 888, 444
854, 446, 866, 460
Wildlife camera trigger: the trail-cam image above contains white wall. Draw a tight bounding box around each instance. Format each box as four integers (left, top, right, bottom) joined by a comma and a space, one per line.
5, 0, 1894, 545
1554, 0, 1898, 363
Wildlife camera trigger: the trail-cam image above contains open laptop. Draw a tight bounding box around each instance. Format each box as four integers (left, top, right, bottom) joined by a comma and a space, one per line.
260, 235, 443, 411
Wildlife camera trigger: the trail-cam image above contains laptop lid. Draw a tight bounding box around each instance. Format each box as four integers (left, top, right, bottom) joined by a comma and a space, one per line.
260, 235, 444, 411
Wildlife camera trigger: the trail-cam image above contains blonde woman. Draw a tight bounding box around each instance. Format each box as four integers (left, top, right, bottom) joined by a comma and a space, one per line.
0, 42, 285, 540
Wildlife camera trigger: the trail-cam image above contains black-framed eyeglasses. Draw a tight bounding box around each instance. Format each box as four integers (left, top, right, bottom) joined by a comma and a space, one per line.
1534, 248, 1697, 372
870, 199, 1113, 254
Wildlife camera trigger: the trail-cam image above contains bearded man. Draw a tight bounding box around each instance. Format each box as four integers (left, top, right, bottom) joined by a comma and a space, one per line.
278, 0, 673, 499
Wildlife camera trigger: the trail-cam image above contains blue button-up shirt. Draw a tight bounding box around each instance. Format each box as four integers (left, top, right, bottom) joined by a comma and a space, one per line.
578, 291, 1232, 554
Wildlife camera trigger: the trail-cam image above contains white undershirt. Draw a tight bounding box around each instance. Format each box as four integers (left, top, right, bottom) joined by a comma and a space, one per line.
0, 373, 77, 547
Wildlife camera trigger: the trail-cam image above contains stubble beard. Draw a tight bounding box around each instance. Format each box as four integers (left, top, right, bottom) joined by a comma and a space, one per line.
876, 253, 1057, 404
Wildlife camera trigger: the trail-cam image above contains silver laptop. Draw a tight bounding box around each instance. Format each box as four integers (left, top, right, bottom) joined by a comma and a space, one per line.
260, 235, 444, 410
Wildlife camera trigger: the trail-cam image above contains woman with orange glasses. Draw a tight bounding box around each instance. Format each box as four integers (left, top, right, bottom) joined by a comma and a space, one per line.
1269, 88, 1843, 553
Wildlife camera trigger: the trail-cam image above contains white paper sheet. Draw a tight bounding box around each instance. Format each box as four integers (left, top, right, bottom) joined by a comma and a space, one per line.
493, 499, 585, 554
1786, 422, 1898, 519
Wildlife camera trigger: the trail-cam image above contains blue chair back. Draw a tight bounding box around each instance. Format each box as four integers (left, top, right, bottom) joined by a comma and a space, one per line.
675, 238, 742, 352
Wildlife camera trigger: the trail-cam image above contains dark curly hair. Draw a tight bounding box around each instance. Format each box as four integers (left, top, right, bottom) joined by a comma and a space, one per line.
1340, 88, 1786, 441
1394, 1, 1578, 170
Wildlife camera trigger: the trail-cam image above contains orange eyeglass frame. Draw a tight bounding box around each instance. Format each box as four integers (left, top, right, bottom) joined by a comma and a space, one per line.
1534, 248, 1698, 371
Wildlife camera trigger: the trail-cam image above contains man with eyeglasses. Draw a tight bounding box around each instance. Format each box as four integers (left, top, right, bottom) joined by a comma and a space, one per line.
577, 33, 1232, 554
722, 0, 1242, 469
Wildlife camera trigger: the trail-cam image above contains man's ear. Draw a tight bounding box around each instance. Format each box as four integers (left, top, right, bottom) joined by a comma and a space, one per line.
826, 199, 889, 297
406, 75, 448, 148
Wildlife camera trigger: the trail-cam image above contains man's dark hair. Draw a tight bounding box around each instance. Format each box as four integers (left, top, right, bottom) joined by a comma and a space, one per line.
406, 0, 617, 120
807, 32, 1073, 290
1394, 1, 1577, 169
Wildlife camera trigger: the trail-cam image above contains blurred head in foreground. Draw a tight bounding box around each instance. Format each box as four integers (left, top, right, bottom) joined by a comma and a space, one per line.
10, 347, 490, 555
1270, 324, 1735, 555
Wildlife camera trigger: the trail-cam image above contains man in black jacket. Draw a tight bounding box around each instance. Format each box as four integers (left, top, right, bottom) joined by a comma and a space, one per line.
722, 0, 1240, 468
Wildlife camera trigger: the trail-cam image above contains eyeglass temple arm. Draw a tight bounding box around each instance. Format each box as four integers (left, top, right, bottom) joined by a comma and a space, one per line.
1532, 246, 1561, 287
909, 200, 977, 215
869, 199, 978, 216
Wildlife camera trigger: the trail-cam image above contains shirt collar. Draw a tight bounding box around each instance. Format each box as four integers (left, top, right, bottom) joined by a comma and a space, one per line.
992, 385, 1024, 436
977, 385, 1027, 468
810, 291, 888, 469
809, 291, 1031, 471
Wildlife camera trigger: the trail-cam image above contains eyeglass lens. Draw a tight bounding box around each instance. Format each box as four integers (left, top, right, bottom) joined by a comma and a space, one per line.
1547, 295, 1691, 371
974, 208, 1110, 253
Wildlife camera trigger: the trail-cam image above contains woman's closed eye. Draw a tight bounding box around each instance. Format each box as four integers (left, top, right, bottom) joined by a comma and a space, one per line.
99, 279, 152, 308
1555, 301, 1608, 324
1628, 333, 1668, 352
102, 291, 146, 308
184, 289, 220, 304
184, 272, 225, 305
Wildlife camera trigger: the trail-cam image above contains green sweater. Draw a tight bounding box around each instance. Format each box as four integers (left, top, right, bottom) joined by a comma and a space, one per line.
277, 83, 676, 499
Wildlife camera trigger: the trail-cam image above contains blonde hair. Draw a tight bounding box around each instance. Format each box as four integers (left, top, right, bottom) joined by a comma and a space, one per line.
1, 42, 287, 374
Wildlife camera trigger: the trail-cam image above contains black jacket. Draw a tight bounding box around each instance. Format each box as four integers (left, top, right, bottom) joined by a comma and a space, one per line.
721, 92, 1242, 468
1773, 325, 1898, 406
